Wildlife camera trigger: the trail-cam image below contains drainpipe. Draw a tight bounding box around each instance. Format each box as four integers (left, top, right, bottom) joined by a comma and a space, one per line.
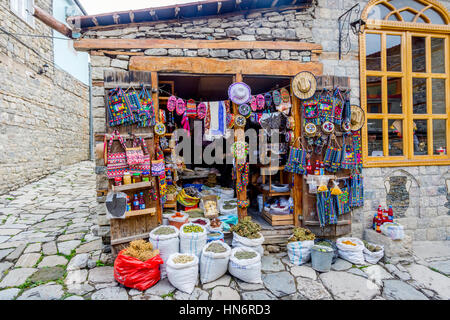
89, 62, 94, 160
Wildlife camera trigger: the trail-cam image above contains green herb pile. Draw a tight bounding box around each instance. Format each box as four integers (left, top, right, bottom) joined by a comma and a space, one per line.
288, 227, 315, 243
183, 224, 204, 233
206, 242, 227, 253
363, 240, 382, 252
235, 250, 257, 260
173, 255, 194, 264
315, 241, 332, 247
230, 217, 261, 239
153, 226, 176, 235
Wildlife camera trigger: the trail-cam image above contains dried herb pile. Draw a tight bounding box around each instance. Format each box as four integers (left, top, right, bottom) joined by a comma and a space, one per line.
123, 240, 159, 261
288, 227, 316, 243
205, 242, 227, 253
183, 224, 204, 233
230, 217, 261, 239
173, 254, 194, 264
363, 240, 382, 252
153, 226, 176, 235
235, 250, 257, 260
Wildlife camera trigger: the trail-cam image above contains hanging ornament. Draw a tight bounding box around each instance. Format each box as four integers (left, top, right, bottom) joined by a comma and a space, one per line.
239, 104, 251, 118
176, 98, 186, 116
250, 96, 257, 112
256, 94, 265, 110
322, 121, 335, 134
197, 102, 207, 119
280, 88, 290, 103
235, 115, 246, 128
272, 90, 282, 106
304, 123, 317, 137
154, 122, 166, 136
167, 96, 177, 112
186, 99, 197, 118
264, 92, 272, 108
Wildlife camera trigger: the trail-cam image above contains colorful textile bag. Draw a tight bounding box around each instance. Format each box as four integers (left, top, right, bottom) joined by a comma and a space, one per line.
138, 86, 156, 127
107, 87, 135, 127
349, 174, 364, 208
340, 132, 356, 170
151, 159, 165, 177
332, 88, 344, 126
302, 96, 320, 125
129, 137, 150, 174
284, 138, 307, 175
106, 130, 128, 179
318, 92, 334, 124
323, 134, 342, 173
125, 135, 145, 166
186, 99, 197, 118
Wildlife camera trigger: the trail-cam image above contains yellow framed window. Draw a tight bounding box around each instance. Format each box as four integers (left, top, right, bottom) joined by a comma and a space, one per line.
360, 0, 450, 167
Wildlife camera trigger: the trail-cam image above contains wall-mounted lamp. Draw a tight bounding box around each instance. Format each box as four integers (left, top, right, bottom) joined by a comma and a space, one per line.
37, 63, 49, 75
350, 18, 366, 35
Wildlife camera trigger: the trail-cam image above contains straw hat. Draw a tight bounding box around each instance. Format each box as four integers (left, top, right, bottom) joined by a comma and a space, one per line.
228, 82, 251, 105
292, 71, 317, 100
350, 105, 365, 131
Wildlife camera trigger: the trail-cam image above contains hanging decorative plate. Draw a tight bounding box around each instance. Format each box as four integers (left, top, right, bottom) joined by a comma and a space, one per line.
226, 113, 235, 128
256, 94, 265, 110
231, 141, 249, 160
235, 115, 247, 127
228, 82, 251, 105
342, 120, 351, 132
286, 116, 295, 130
272, 90, 282, 106
285, 131, 294, 144
167, 96, 177, 112
154, 122, 166, 136
239, 104, 251, 118
250, 96, 257, 111
304, 122, 317, 137
264, 92, 272, 108
322, 121, 335, 134
197, 102, 207, 119
280, 88, 290, 103
176, 98, 186, 116
350, 105, 365, 131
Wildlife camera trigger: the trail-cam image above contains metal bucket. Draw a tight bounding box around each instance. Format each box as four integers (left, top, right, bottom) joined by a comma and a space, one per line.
311, 245, 334, 272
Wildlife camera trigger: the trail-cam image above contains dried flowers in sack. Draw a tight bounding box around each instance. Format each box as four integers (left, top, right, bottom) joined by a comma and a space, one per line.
287, 227, 315, 265
114, 240, 163, 291
180, 223, 207, 258
166, 253, 199, 294
336, 237, 365, 265
149, 225, 180, 279
231, 217, 265, 256
228, 247, 262, 284
200, 240, 231, 284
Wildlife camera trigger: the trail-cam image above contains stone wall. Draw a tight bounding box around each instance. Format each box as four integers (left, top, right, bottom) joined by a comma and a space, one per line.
86, 0, 450, 243
0, 0, 90, 194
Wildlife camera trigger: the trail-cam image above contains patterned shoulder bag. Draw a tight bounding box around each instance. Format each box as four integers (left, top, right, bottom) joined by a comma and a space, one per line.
318, 90, 333, 124
332, 88, 344, 126
106, 130, 129, 179
323, 134, 342, 173
341, 132, 356, 170
107, 87, 135, 127
138, 86, 156, 127
284, 137, 307, 175
302, 95, 320, 125
128, 136, 151, 174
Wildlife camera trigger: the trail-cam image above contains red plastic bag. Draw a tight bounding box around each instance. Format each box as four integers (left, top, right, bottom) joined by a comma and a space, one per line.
114, 250, 164, 291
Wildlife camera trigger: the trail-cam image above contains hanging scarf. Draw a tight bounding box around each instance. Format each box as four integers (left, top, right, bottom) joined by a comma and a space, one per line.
181, 112, 191, 137
236, 162, 249, 193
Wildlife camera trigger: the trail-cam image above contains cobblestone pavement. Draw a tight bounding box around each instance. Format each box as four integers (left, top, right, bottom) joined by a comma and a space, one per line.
0, 161, 449, 300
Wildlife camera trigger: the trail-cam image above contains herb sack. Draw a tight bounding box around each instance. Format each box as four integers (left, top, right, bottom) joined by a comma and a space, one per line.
166, 253, 199, 294
149, 225, 180, 279
228, 247, 262, 284
287, 240, 315, 265
336, 237, 365, 265
179, 223, 207, 258
231, 232, 265, 256
113, 250, 163, 291
200, 240, 231, 284
106, 130, 128, 179
363, 242, 384, 264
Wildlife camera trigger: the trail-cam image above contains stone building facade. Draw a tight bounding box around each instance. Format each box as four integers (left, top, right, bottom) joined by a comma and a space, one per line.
0, 0, 90, 194
76, 0, 450, 242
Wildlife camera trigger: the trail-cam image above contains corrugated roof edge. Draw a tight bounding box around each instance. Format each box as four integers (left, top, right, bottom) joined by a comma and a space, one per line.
67, 0, 313, 32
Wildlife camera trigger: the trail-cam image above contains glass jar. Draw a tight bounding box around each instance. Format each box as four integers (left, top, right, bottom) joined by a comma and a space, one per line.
132, 172, 142, 184
114, 177, 122, 186
123, 172, 131, 185
142, 171, 150, 182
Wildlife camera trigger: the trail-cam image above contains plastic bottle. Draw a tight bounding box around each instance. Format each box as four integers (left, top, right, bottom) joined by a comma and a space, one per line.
132, 194, 140, 211
126, 195, 131, 212
376, 206, 383, 233
388, 205, 394, 222
139, 192, 146, 210
306, 159, 312, 175
382, 208, 389, 224
320, 161, 324, 175
314, 160, 320, 175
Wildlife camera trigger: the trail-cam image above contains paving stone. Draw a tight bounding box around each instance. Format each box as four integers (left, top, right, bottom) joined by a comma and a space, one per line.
261, 255, 285, 272
362, 265, 394, 285
5, 243, 26, 262
406, 264, 450, 299
38, 255, 68, 268
0, 288, 21, 300
67, 283, 95, 295
290, 265, 317, 280
67, 253, 89, 271
0, 249, 14, 261
241, 290, 276, 300
88, 266, 115, 284
382, 280, 428, 300
24, 243, 41, 254
331, 258, 352, 271
15, 253, 41, 268
29, 267, 65, 282
428, 260, 450, 276
91, 286, 129, 300
0, 236, 10, 244
0, 268, 37, 288
134, 294, 163, 300
42, 242, 58, 255
281, 256, 294, 267
211, 286, 240, 300
18, 283, 64, 300
128, 289, 142, 296
347, 268, 368, 278
262, 271, 296, 298
57, 240, 81, 255
145, 278, 175, 296
0, 229, 22, 236
57, 233, 84, 242
65, 269, 88, 285
76, 239, 102, 254
64, 295, 84, 300
295, 277, 332, 300
235, 278, 265, 291
202, 274, 231, 289
0, 262, 13, 276
320, 271, 380, 300
280, 292, 307, 300
95, 281, 118, 290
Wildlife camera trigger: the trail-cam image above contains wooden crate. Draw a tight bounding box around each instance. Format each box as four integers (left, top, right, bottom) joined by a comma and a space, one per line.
262, 210, 294, 226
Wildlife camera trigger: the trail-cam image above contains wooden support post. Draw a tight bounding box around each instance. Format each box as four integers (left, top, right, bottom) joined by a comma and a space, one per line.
151, 71, 163, 225
291, 79, 302, 227
33, 6, 72, 38
233, 73, 247, 221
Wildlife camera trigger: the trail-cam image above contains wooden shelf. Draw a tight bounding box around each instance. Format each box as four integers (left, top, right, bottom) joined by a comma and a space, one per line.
112, 181, 153, 192
125, 207, 156, 218
256, 186, 290, 197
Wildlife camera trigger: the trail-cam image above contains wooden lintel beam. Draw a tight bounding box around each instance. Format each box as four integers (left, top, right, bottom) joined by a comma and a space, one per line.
129, 56, 323, 77
74, 38, 323, 52
33, 6, 72, 38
